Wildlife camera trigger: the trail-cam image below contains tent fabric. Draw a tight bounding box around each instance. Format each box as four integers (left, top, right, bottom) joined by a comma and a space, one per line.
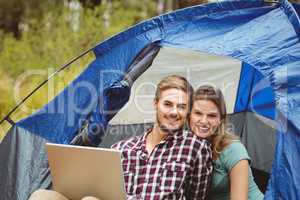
229, 112, 277, 172
0, 126, 52, 200
235, 62, 275, 119
294, 3, 300, 16
0, 0, 300, 199
16, 41, 160, 146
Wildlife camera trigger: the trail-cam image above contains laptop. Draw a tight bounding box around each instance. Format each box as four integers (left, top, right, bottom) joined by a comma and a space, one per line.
46, 143, 127, 200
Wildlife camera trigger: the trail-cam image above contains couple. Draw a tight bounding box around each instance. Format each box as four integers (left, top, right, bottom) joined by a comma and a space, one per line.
113, 75, 263, 200
30, 75, 263, 200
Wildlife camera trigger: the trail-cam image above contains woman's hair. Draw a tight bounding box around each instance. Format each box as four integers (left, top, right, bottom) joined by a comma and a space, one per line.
192, 85, 239, 158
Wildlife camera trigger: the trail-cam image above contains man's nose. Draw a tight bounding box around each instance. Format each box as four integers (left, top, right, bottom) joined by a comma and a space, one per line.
169, 106, 179, 118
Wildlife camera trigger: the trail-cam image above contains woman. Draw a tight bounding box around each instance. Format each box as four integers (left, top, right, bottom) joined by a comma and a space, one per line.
188, 85, 264, 200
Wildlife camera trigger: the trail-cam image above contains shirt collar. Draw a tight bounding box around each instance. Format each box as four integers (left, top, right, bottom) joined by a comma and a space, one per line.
133, 127, 152, 152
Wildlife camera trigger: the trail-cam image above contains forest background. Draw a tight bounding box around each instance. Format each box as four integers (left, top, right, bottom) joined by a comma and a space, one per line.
0, 0, 299, 139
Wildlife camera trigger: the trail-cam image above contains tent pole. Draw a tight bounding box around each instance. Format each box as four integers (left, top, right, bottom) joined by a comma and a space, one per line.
3, 116, 15, 126
0, 47, 94, 125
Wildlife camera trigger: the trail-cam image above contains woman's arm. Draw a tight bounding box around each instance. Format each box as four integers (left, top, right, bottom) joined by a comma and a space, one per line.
229, 159, 249, 200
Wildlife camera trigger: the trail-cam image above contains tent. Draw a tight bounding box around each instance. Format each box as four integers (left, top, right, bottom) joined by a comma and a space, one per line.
0, 0, 300, 199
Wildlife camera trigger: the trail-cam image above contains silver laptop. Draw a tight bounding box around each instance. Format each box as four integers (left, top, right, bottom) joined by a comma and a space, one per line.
46, 143, 126, 200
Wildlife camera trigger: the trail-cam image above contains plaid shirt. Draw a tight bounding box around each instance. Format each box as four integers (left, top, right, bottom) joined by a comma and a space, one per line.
112, 129, 213, 200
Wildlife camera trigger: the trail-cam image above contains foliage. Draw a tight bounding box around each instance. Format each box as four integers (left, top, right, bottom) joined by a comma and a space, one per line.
0, 1, 157, 140
0, 0, 64, 38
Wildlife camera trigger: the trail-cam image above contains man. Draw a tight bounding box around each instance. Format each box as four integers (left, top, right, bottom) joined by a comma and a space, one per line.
29, 75, 212, 200
112, 75, 213, 199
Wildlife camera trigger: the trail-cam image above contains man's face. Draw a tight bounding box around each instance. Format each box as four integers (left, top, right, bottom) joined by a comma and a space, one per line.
154, 88, 189, 134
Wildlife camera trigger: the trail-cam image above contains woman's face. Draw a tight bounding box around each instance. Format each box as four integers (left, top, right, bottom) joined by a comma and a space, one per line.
189, 99, 221, 139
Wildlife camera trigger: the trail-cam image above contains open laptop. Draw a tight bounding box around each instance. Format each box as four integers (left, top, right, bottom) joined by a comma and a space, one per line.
46, 143, 127, 200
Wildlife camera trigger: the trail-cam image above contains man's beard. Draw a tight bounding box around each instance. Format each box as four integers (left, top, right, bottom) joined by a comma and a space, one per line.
156, 114, 183, 134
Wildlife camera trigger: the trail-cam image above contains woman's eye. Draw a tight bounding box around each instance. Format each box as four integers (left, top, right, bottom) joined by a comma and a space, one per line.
195, 112, 202, 116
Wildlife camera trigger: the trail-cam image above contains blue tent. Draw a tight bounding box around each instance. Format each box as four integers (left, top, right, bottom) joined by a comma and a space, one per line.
0, 0, 300, 199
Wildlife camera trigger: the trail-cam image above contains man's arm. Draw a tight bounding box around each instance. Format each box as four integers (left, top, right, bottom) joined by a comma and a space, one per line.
187, 141, 213, 200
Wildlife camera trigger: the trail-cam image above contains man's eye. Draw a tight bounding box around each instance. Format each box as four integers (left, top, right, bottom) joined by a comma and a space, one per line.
178, 105, 186, 110
208, 114, 218, 118
164, 102, 172, 106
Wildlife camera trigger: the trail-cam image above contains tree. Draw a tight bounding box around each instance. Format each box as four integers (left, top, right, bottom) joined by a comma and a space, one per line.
78, 0, 102, 8
175, 0, 208, 9
156, 0, 208, 14
0, 0, 63, 38
0, 0, 24, 38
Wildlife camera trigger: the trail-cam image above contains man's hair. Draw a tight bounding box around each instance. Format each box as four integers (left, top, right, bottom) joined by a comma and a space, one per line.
154, 75, 193, 105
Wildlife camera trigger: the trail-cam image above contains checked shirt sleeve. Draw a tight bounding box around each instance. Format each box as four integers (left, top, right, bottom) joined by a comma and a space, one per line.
187, 140, 213, 200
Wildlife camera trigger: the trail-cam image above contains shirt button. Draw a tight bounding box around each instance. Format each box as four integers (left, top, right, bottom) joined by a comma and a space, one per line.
139, 153, 148, 160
